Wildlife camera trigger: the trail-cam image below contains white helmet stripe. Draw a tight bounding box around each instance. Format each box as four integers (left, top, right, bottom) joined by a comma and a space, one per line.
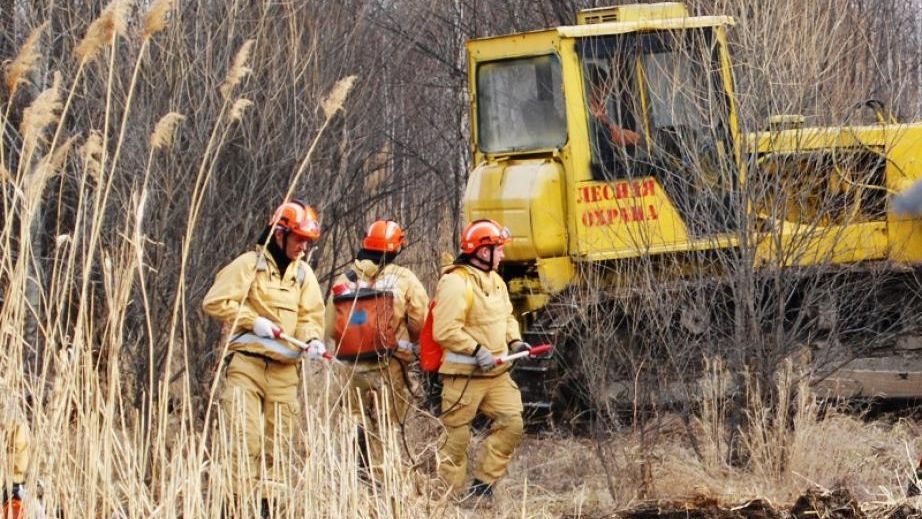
385, 221, 398, 239
463, 220, 499, 241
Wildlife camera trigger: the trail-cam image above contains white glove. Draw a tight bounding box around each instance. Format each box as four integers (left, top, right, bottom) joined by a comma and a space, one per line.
474, 345, 497, 371
253, 317, 281, 339
304, 339, 327, 360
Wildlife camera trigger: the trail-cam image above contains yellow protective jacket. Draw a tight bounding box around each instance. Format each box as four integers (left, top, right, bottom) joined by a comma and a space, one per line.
432, 264, 522, 377
6, 420, 30, 484
202, 249, 325, 363
325, 259, 429, 368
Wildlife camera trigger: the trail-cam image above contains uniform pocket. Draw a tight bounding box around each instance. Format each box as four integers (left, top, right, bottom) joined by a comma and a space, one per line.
265, 284, 300, 330
441, 376, 472, 411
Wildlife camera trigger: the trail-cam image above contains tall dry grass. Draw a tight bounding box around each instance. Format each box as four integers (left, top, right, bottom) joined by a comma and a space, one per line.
0, 3, 442, 518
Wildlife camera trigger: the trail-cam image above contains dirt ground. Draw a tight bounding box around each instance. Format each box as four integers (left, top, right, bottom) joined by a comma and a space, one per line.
424, 409, 922, 518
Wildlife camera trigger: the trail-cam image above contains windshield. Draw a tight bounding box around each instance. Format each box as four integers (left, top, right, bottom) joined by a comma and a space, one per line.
579, 29, 738, 235
579, 29, 733, 178
476, 54, 567, 153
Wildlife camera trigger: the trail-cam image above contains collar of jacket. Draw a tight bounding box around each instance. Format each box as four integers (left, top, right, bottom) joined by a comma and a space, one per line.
256, 246, 301, 281
443, 263, 494, 289
352, 258, 383, 280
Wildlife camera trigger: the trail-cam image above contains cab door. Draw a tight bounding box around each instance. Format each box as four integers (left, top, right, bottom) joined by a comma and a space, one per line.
574, 28, 741, 259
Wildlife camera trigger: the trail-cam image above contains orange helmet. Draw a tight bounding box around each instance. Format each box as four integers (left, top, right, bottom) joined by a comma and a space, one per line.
363, 220, 406, 252
459, 219, 511, 254
270, 200, 320, 240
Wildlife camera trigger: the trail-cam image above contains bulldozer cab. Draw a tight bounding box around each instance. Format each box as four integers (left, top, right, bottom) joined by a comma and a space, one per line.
465, 4, 743, 279
580, 29, 739, 237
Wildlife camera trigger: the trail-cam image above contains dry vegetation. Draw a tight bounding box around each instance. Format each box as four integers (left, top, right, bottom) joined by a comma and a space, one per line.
0, 0, 921, 517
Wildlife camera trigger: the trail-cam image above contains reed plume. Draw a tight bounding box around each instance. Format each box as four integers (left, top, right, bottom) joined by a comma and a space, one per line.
82, 130, 104, 182
19, 71, 62, 158
74, 0, 133, 63
220, 39, 255, 99
228, 98, 253, 122
281, 74, 359, 208
142, 0, 174, 40
321, 75, 357, 119
4, 22, 48, 99
150, 112, 185, 150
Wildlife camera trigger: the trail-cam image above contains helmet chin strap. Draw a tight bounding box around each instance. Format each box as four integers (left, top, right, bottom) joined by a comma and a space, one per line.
470, 245, 495, 272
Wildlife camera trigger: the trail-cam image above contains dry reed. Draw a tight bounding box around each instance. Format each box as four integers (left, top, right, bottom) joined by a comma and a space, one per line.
150, 112, 185, 150
74, 0, 132, 63
18, 71, 62, 159
322, 75, 357, 119
228, 98, 254, 123
220, 39, 256, 99
3, 22, 48, 98
142, 0, 175, 40
81, 130, 104, 182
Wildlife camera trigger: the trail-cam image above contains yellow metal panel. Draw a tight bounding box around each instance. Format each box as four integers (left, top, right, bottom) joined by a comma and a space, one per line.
748, 123, 922, 265
536, 257, 577, 294
886, 125, 922, 262
754, 222, 890, 267
576, 3, 689, 25
747, 124, 922, 153
467, 30, 559, 58
573, 177, 691, 257
714, 27, 745, 185
557, 16, 735, 38
464, 160, 568, 262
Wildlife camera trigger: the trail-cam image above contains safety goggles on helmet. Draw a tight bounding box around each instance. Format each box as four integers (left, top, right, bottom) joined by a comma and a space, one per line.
270, 200, 321, 240
363, 219, 407, 252
459, 219, 511, 254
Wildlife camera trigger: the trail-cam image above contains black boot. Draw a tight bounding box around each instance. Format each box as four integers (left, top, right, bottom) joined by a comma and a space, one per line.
1, 483, 24, 507
469, 479, 493, 497
462, 478, 494, 508
356, 426, 373, 485
909, 466, 922, 496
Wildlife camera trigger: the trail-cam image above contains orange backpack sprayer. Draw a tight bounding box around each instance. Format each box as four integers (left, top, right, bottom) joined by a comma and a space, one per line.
330, 270, 399, 361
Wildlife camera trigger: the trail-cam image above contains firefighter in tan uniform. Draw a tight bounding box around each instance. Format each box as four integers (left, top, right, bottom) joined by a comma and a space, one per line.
202, 200, 326, 515
2, 419, 30, 516
324, 220, 429, 482
433, 219, 532, 502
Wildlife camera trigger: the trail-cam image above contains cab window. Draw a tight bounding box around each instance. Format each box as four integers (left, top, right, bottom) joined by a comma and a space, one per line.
476, 54, 567, 153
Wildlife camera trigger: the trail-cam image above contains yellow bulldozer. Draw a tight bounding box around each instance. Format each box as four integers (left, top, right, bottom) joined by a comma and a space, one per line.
462, 2, 922, 418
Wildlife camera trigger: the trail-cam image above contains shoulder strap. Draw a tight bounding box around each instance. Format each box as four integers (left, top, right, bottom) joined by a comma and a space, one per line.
452, 267, 475, 314
296, 263, 307, 287
256, 251, 307, 287
255, 252, 268, 272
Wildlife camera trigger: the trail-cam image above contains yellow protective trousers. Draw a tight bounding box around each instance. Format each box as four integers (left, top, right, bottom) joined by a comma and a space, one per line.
346, 358, 413, 482
220, 353, 300, 500
437, 372, 524, 491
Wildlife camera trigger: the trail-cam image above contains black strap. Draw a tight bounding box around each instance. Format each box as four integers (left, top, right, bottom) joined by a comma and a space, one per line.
345, 269, 358, 283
